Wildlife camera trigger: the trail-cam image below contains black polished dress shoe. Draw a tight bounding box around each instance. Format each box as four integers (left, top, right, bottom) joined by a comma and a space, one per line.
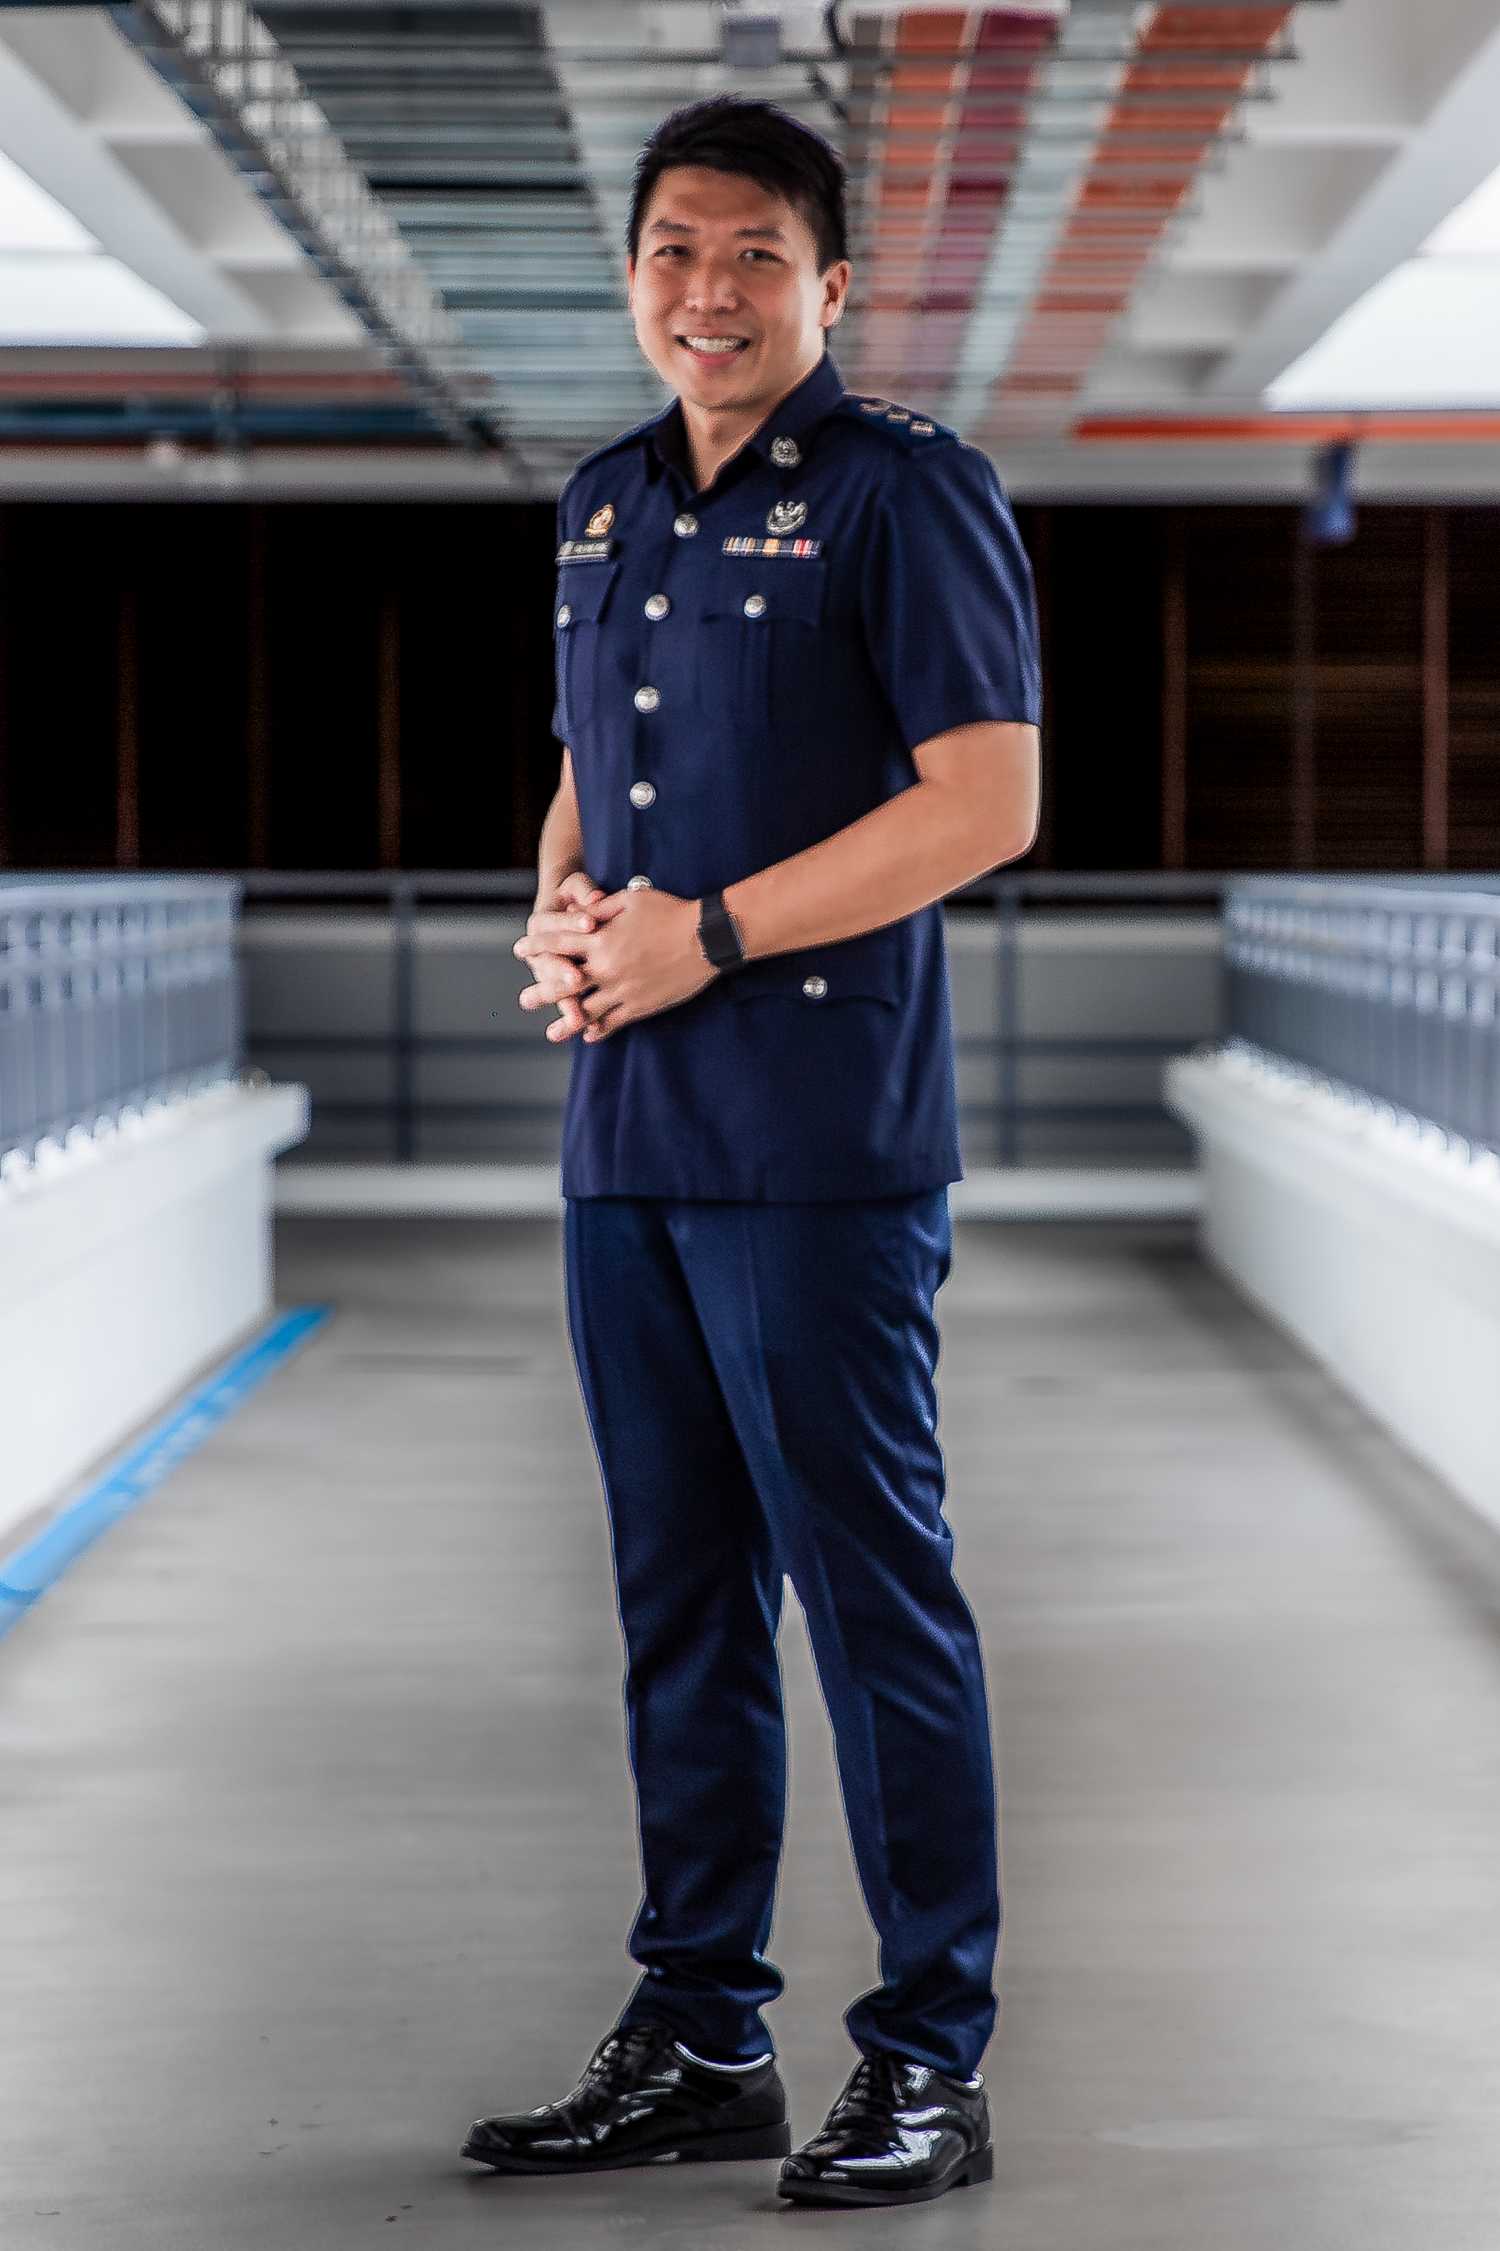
461, 2019, 790, 2175
777, 2051, 993, 2209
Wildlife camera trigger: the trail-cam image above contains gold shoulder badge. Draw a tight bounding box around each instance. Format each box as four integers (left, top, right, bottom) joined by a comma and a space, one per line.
585, 502, 615, 537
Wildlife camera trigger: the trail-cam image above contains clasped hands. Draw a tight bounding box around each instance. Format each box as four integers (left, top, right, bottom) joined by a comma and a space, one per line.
514, 870, 719, 1044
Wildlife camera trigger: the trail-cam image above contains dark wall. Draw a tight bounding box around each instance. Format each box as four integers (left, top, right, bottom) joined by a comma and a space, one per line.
0, 498, 1494, 875
0, 500, 559, 876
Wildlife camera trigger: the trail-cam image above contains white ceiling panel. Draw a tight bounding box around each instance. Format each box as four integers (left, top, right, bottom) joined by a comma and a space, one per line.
0, 147, 96, 252
0, 250, 205, 343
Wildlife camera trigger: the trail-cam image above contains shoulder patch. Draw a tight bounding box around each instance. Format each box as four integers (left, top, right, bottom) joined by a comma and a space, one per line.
837, 395, 958, 449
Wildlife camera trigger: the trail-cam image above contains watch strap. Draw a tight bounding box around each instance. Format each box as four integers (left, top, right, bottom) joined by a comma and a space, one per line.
697, 890, 748, 974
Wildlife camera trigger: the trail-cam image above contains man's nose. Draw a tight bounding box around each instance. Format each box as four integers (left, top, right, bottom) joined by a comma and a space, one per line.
681, 262, 741, 313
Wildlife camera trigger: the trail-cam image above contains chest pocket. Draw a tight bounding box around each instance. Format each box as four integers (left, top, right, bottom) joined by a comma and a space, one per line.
554, 561, 619, 739
692, 557, 827, 728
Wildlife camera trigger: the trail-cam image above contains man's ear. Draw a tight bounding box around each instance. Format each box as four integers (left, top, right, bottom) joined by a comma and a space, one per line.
624, 253, 636, 310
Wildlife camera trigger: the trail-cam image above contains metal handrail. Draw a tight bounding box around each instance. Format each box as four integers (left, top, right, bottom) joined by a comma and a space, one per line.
1224, 876, 1500, 1157
0, 877, 242, 1174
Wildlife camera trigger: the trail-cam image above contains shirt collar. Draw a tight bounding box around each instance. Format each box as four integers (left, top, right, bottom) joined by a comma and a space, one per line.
646, 349, 846, 481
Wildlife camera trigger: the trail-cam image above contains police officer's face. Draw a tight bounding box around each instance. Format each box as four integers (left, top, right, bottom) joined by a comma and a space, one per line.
627, 165, 850, 417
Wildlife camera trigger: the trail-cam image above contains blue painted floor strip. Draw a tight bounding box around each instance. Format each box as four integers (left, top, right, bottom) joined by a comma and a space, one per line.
0, 1305, 332, 1639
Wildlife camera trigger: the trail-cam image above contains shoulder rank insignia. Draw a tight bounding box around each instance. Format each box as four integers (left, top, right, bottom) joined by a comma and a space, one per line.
766, 497, 808, 536
556, 537, 615, 564
585, 502, 615, 537
839, 394, 955, 447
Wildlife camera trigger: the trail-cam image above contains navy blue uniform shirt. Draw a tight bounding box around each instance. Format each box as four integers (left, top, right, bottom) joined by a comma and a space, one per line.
551, 349, 1041, 1201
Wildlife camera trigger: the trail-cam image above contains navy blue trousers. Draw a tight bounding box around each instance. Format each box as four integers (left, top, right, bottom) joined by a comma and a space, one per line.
562, 1190, 1001, 2080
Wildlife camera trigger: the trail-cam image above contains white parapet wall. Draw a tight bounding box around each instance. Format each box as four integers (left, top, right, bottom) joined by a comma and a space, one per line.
1167, 1047, 1500, 1538
0, 1081, 309, 1547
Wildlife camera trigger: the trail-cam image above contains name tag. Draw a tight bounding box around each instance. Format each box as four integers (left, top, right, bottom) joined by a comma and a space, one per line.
722, 536, 823, 558
556, 538, 617, 563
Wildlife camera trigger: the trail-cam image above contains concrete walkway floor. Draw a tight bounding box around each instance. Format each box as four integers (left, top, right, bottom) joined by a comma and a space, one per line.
3, 1216, 1500, 2251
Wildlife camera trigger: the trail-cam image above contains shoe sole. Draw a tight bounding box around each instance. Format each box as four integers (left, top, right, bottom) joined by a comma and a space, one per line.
775, 2141, 995, 2208
461, 2122, 792, 2174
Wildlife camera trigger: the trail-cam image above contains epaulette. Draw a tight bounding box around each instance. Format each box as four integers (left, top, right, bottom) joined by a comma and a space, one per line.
836, 395, 959, 449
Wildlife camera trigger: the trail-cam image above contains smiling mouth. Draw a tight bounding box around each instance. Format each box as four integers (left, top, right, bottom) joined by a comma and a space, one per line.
677, 335, 752, 360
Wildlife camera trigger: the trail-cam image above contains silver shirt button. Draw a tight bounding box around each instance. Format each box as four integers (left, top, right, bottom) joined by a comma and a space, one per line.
626, 873, 653, 891
673, 513, 699, 539
629, 781, 657, 810
644, 593, 670, 620
743, 593, 767, 619
633, 685, 661, 713
770, 435, 801, 467
555, 603, 572, 628
802, 975, 828, 1000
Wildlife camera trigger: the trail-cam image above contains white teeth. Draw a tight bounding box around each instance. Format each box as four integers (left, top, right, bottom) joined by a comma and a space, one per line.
683, 337, 745, 353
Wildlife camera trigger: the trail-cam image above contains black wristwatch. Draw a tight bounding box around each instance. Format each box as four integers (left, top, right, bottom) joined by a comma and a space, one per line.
696, 889, 748, 975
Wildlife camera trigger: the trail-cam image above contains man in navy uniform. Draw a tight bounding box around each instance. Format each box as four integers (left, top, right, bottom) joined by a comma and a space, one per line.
463, 96, 1040, 2211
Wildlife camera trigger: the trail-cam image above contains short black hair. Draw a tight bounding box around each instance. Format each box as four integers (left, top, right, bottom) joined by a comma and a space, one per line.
627, 96, 848, 273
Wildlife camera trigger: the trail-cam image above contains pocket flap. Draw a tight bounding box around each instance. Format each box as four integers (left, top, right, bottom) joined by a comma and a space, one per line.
728, 924, 905, 1006
556, 560, 619, 626
701, 556, 826, 626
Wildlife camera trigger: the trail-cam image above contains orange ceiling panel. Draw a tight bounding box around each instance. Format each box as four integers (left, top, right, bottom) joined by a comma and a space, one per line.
986, 3, 1296, 434
1078, 414, 1500, 443
852, 7, 1058, 398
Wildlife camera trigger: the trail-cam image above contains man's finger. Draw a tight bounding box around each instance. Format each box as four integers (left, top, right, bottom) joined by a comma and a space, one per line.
521, 931, 597, 968
579, 987, 632, 1037
521, 979, 584, 1012
525, 909, 599, 947
519, 951, 589, 1003
554, 871, 606, 910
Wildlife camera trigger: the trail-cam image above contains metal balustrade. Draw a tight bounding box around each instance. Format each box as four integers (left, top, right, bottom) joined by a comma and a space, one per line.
10, 870, 1497, 1183
1225, 878, 1500, 1157
0, 878, 242, 1176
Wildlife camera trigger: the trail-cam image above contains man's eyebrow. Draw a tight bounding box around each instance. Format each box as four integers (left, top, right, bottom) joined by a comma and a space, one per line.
645, 219, 789, 241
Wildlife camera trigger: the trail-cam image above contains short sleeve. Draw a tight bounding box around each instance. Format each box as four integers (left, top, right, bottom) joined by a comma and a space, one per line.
858, 441, 1041, 750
